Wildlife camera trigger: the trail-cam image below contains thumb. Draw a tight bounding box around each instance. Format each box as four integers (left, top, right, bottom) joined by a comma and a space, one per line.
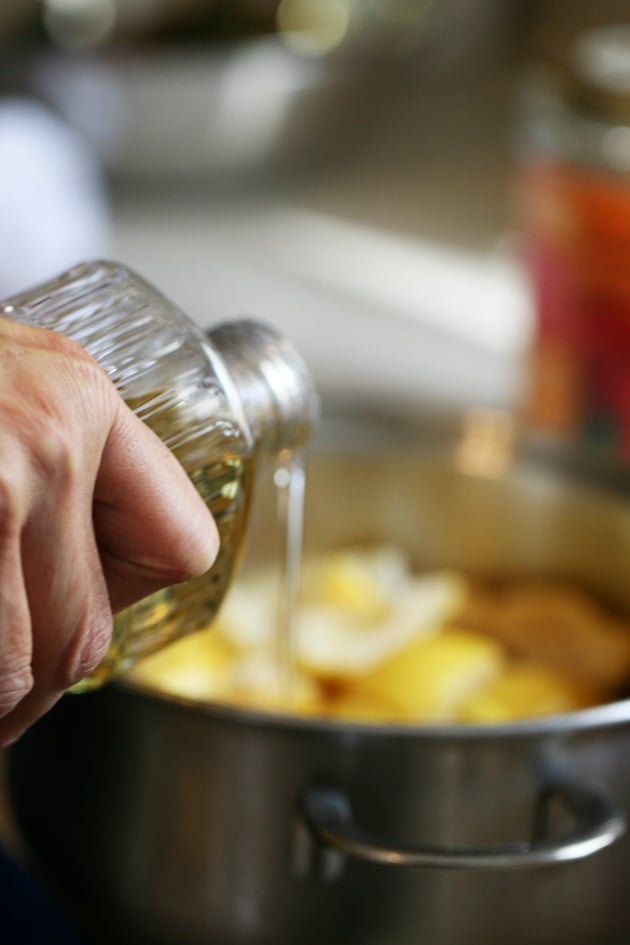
93, 401, 219, 612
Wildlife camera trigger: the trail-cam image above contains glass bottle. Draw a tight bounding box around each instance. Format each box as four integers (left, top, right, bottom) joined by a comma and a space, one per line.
516, 24, 630, 459
0, 259, 319, 688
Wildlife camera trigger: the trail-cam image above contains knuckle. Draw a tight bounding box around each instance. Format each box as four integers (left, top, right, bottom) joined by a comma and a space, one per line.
0, 665, 34, 718
0, 468, 24, 537
58, 335, 110, 382
32, 425, 78, 485
43, 329, 97, 368
33, 335, 113, 439
61, 607, 113, 688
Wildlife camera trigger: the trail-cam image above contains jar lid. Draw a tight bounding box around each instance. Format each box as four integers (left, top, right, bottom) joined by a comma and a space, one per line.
540, 24, 630, 125
571, 24, 630, 119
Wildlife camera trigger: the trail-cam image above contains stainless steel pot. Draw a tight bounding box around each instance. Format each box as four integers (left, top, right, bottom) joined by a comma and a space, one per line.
7, 406, 630, 945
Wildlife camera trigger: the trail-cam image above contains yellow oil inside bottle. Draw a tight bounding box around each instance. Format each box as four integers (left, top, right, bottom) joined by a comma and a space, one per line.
73, 391, 254, 690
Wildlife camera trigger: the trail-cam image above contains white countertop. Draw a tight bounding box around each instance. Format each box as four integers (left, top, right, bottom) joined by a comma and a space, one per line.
111, 196, 532, 414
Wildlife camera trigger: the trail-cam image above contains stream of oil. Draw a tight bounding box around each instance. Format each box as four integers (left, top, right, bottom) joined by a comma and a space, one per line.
273, 447, 307, 704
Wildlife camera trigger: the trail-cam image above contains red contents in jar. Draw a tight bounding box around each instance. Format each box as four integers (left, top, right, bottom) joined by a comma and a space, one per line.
522, 161, 630, 458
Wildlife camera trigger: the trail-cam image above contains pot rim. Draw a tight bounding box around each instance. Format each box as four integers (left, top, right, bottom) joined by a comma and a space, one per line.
312, 401, 630, 497
116, 677, 630, 739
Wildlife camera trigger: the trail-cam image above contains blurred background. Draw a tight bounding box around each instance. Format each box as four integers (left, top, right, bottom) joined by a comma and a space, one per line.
0, 0, 629, 448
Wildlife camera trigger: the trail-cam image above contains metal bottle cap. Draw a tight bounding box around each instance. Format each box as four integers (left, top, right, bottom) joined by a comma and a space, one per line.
207, 319, 320, 454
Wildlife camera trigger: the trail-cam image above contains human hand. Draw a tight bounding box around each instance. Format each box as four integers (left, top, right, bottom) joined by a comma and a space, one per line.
0, 318, 219, 746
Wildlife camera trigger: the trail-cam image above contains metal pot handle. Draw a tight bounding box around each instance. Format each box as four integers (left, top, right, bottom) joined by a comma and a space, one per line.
297, 781, 626, 875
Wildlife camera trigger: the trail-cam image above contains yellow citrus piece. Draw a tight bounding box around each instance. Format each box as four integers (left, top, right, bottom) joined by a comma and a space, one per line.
355, 629, 503, 722
296, 573, 466, 681
129, 630, 235, 702
458, 663, 602, 723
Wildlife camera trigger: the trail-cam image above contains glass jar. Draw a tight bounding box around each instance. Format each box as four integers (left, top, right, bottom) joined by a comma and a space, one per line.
0, 259, 319, 687
517, 24, 630, 459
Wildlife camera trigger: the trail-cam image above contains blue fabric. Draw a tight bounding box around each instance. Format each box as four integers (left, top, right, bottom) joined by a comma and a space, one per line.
0, 841, 88, 944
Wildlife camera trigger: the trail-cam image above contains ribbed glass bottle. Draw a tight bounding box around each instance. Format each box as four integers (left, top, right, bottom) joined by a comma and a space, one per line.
1, 260, 318, 687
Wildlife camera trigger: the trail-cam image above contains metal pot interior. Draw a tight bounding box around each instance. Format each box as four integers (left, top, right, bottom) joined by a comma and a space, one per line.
246, 406, 630, 605
134, 405, 630, 725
